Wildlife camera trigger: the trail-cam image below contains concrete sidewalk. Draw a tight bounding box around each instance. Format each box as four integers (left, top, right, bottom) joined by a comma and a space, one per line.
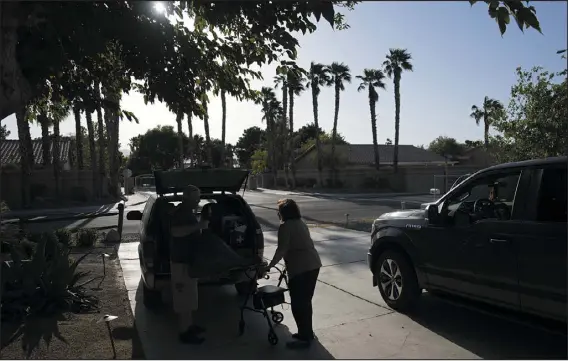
254, 188, 429, 199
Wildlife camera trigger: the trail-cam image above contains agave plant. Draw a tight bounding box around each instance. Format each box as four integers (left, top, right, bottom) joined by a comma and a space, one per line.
1, 237, 99, 358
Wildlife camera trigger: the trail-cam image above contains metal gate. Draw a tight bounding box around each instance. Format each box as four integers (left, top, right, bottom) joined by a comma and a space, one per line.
134, 174, 156, 192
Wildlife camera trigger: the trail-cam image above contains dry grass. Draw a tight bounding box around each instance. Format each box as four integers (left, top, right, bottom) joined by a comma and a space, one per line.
0, 246, 144, 360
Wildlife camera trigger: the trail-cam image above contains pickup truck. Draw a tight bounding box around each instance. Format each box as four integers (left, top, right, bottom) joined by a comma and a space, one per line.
367, 156, 567, 323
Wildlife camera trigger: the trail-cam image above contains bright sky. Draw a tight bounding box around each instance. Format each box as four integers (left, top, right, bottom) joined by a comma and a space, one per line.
2, 1, 567, 156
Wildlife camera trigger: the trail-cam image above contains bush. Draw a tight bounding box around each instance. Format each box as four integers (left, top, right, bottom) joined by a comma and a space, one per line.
30, 183, 48, 200
69, 186, 89, 202
1, 237, 99, 357
54, 229, 73, 247
75, 229, 98, 247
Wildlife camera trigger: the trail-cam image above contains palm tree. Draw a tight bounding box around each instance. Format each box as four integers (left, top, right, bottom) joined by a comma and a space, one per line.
256, 87, 280, 184
85, 107, 98, 196
357, 69, 387, 171
203, 101, 212, 164
286, 70, 305, 189
28, 97, 52, 167
274, 72, 289, 187
15, 107, 34, 207
220, 90, 227, 167
383, 48, 413, 173
470, 96, 504, 149
329, 62, 351, 185
72, 102, 84, 170
186, 112, 194, 166
94, 82, 106, 196
175, 111, 185, 168
50, 100, 69, 197
306, 62, 331, 187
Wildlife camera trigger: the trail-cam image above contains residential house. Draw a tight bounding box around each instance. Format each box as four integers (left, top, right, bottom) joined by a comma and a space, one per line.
453, 146, 496, 167
295, 144, 451, 169
1, 138, 72, 170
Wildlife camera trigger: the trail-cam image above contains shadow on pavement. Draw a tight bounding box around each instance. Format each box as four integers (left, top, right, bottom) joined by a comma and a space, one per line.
10, 203, 119, 235
132, 279, 334, 360
410, 293, 567, 359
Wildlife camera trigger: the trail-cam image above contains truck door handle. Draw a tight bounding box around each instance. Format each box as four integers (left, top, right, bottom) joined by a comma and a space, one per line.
490, 238, 508, 243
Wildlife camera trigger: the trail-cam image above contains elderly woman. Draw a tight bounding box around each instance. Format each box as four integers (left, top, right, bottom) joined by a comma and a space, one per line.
266, 199, 322, 349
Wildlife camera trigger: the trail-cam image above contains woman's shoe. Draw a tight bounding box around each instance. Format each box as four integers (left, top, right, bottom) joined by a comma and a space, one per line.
286, 339, 311, 349
292, 332, 315, 341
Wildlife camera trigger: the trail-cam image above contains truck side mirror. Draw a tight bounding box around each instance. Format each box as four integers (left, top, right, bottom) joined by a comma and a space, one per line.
426, 204, 440, 224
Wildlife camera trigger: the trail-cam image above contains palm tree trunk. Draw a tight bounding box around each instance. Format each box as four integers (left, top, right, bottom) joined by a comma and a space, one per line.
95, 83, 106, 197
393, 72, 401, 173
288, 88, 296, 189
103, 88, 121, 198
52, 117, 61, 197
38, 111, 51, 166
220, 90, 227, 167
73, 106, 84, 170
331, 83, 341, 187
203, 104, 212, 164
186, 113, 193, 166
176, 112, 184, 168
85, 111, 98, 197
484, 121, 489, 149
281, 85, 289, 188
369, 88, 380, 171
312, 86, 324, 188
16, 107, 32, 208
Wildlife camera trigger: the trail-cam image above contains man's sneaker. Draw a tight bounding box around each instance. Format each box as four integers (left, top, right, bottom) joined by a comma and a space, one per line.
179, 331, 205, 345
187, 325, 206, 334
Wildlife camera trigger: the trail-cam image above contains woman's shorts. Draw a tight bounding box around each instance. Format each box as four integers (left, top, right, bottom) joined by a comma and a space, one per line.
170, 261, 199, 313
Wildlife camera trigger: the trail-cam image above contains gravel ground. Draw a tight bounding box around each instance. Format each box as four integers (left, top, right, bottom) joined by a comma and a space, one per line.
1, 245, 144, 360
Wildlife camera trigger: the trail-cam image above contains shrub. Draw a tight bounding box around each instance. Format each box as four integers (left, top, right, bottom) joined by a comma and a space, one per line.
30, 183, 48, 200
69, 186, 89, 202
54, 229, 73, 247
1, 237, 99, 357
75, 229, 98, 247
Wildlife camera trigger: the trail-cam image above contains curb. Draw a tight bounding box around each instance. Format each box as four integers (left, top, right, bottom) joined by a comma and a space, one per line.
255, 188, 431, 198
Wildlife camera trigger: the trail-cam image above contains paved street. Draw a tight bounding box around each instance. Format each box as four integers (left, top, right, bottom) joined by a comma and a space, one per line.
11, 189, 567, 358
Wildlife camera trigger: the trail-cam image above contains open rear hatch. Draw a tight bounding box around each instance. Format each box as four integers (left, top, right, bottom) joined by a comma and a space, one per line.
154, 168, 249, 196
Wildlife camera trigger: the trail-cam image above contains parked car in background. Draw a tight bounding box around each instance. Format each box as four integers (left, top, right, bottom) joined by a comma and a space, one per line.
368, 157, 567, 323
126, 168, 264, 309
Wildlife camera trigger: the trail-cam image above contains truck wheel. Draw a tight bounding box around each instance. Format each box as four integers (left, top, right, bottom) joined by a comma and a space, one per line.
375, 250, 420, 313
235, 281, 256, 296
143, 283, 163, 310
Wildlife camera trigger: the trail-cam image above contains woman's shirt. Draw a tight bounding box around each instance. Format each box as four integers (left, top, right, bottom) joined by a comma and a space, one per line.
277, 219, 322, 278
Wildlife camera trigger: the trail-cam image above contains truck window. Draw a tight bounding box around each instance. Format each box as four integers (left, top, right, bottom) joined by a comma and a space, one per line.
537, 167, 567, 223
445, 170, 521, 222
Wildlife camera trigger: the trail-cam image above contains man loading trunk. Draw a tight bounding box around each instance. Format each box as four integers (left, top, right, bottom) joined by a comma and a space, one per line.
170, 185, 209, 344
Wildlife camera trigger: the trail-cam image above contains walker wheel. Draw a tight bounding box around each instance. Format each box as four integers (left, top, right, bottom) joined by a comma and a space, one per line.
238, 320, 245, 336
271, 311, 284, 324
268, 330, 278, 345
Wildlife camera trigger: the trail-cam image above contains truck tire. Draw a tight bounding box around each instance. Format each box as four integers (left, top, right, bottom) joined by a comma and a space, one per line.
375, 250, 420, 313
143, 283, 163, 310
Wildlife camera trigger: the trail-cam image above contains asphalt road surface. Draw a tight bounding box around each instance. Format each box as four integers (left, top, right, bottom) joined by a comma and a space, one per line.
15, 190, 435, 235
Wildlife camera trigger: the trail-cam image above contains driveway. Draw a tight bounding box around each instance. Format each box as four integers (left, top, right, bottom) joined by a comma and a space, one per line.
117, 226, 566, 359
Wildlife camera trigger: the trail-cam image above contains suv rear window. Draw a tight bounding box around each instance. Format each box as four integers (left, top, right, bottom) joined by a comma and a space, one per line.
537, 167, 567, 223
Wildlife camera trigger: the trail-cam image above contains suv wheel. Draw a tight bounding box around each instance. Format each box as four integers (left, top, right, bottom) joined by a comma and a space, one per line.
143, 283, 163, 310
375, 250, 420, 312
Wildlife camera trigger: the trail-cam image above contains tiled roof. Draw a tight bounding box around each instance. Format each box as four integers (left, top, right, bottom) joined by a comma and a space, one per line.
297, 144, 447, 165
1, 138, 71, 166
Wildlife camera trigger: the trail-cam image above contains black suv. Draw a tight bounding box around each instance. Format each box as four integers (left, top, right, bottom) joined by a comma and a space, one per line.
127, 168, 264, 309
368, 156, 567, 323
